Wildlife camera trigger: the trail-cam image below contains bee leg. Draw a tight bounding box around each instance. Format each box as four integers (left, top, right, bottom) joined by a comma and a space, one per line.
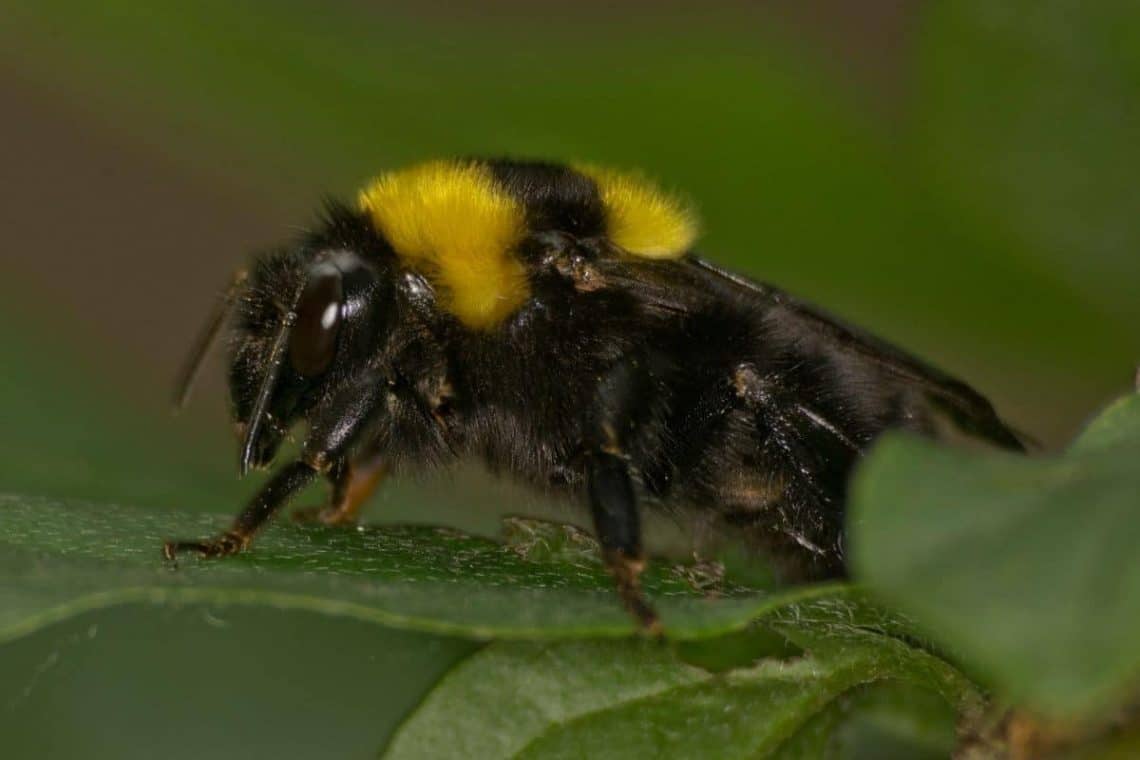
588, 450, 661, 636
285, 372, 389, 526
586, 356, 663, 635
291, 453, 387, 526
162, 460, 318, 560
164, 371, 388, 560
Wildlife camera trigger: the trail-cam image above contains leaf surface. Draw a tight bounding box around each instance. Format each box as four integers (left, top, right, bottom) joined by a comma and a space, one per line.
0, 495, 847, 644
851, 393, 1140, 716
385, 612, 979, 759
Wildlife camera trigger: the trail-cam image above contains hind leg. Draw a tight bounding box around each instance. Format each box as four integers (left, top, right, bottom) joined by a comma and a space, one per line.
711, 364, 853, 580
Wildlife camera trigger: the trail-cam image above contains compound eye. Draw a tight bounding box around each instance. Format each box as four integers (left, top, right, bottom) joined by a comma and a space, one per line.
289, 263, 343, 377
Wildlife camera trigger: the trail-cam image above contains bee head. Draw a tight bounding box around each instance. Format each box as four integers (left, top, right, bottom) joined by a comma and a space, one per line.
228, 247, 385, 473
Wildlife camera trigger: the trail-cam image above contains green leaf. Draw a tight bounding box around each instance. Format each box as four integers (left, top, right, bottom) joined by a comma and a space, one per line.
0, 495, 853, 644
383, 618, 979, 759
777, 682, 958, 760
850, 393, 1140, 717
0, 606, 478, 759
816, 683, 957, 760
384, 640, 705, 759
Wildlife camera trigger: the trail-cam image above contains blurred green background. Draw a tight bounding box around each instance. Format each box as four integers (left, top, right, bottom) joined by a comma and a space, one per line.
1, 1, 1137, 756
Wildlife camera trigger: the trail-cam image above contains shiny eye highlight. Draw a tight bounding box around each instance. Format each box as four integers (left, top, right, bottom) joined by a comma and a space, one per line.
289, 262, 343, 376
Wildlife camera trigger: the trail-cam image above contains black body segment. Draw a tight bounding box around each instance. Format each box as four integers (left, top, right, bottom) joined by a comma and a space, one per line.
164, 158, 1024, 628
488, 159, 607, 237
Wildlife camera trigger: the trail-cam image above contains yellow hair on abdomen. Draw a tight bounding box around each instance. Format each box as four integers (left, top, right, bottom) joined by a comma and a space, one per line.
576, 164, 698, 259
358, 161, 528, 329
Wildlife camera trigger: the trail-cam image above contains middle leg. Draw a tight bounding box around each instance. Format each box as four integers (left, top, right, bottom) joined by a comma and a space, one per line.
585, 355, 665, 634
587, 449, 660, 634
292, 452, 388, 526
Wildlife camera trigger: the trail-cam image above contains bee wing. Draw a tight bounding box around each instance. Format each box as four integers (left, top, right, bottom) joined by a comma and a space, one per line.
684, 256, 1027, 451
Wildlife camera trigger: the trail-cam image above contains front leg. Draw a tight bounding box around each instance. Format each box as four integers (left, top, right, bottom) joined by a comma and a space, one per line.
163, 373, 387, 560
586, 357, 663, 635
163, 460, 317, 559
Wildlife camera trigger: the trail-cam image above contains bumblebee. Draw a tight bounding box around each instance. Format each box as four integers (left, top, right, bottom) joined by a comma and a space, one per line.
166, 159, 1023, 631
